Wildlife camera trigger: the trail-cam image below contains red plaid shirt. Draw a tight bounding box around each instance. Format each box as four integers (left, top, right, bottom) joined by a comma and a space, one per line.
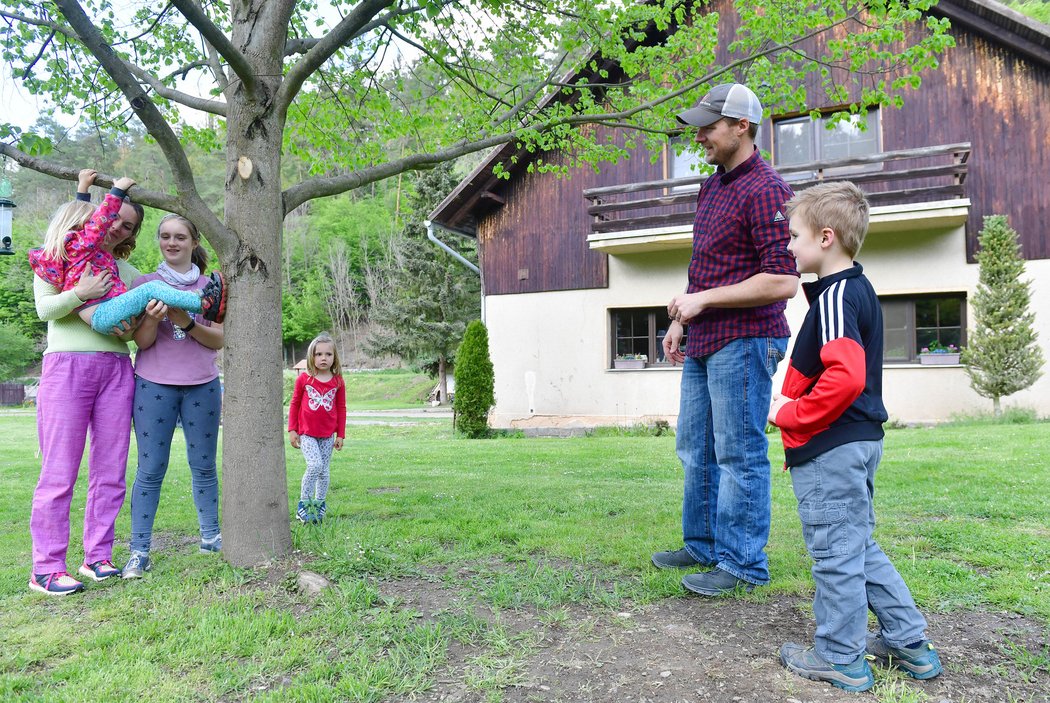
684, 149, 797, 358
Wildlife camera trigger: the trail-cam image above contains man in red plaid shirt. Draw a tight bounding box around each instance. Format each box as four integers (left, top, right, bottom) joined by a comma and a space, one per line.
651, 83, 799, 596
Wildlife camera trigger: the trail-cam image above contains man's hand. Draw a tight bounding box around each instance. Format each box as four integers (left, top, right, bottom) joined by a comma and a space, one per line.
668, 291, 707, 324
662, 320, 686, 366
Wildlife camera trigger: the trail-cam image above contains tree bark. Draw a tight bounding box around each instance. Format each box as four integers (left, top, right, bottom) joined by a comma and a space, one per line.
219, 2, 294, 566
438, 355, 448, 404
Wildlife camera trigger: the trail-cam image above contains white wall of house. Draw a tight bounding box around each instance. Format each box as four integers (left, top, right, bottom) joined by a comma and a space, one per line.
485, 215, 1050, 428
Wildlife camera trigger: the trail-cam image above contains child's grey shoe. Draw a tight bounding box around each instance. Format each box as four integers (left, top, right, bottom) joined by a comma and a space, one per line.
122, 552, 151, 579
780, 642, 875, 693
681, 567, 755, 596
200, 534, 222, 553
866, 633, 943, 680
651, 547, 707, 570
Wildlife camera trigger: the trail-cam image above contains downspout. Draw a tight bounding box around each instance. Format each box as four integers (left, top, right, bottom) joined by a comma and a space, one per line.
425, 220, 485, 324
425, 220, 479, 274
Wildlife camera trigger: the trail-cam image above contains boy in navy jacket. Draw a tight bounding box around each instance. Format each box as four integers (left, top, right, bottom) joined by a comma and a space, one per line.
769, 182, 942, 692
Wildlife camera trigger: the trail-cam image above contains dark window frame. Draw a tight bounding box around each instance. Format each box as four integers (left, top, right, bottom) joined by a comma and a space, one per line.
880, 294, 967, 364
772, 107, 882, 181
609, 307, 680, 368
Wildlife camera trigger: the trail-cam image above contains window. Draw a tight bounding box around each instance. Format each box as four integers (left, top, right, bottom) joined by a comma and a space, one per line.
773, 108, 881, 180
881, 295, 966, 363
610, 307, 682, 367
669, 137, 711, 192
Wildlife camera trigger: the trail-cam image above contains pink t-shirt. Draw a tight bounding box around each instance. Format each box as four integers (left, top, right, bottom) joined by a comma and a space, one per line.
131, 271, 220, 386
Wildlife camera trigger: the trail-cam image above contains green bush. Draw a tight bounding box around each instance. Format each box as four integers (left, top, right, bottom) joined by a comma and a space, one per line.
0, 324, 38, 382
453, 320, 494, 438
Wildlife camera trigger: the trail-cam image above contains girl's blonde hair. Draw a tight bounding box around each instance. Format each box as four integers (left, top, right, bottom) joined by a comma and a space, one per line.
42, 201, 96, 260
157, 213, 209, 272
306, 332, 342, 377
42, 198, 144, 261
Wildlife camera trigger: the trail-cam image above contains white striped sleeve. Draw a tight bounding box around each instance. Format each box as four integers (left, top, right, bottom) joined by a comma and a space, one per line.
817, 280, 847, 345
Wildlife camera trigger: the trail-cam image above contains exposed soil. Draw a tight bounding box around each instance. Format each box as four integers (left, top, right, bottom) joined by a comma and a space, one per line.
373, 572, 1049, 703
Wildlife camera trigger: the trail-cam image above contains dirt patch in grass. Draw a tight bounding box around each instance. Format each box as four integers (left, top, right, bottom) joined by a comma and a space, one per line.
378, 574, 1049, 703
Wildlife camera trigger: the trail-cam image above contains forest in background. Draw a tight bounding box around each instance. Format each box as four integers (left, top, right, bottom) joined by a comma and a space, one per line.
0, 119, 482, 381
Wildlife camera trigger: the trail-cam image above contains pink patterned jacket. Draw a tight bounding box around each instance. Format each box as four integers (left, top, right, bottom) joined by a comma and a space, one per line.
28, 192, 128, 305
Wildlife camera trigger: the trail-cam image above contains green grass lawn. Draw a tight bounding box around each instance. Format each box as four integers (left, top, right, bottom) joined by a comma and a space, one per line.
1, 410, 1048, 701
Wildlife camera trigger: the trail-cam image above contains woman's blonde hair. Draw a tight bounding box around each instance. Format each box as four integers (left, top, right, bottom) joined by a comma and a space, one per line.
157, 213, 209, 272
42, 198, 143, 261
42, 201, 96, 260
305, 332, 342, 377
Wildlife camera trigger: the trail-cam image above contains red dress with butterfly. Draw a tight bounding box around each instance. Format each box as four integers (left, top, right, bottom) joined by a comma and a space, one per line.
287, 373, 346, 440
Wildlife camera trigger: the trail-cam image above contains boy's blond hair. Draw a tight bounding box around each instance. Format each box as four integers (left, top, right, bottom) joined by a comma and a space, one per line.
785, 181, 870, 259
305, 332, 342, 377
42, 200, 96, 261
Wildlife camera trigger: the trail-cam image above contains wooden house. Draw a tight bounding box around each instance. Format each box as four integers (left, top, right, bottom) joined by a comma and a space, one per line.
429, 0, 1050, 428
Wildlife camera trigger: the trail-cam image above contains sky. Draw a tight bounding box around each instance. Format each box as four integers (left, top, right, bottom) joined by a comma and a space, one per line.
2, 63, 53, 130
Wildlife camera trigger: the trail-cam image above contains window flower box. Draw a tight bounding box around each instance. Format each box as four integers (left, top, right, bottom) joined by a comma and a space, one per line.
918, 343, 961, 365
919, 353, 960, 365
613, 355, 647, 369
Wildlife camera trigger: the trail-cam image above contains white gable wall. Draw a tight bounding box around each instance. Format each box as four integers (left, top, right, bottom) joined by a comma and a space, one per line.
485, 221, 1050, 428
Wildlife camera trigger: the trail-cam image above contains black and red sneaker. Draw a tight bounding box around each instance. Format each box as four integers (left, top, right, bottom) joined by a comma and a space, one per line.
200, 271, 227, 323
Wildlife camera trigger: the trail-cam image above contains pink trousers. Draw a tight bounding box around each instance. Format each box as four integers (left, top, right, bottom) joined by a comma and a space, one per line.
30, 352, 134, 574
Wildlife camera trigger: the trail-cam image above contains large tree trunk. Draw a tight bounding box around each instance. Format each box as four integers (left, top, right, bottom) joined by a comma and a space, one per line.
219, 4, 294, 566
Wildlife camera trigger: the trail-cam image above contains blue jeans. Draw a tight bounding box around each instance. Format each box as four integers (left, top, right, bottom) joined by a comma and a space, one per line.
129, 376, 222, 553
790, 439, 928, 663
676, 336, 787, 585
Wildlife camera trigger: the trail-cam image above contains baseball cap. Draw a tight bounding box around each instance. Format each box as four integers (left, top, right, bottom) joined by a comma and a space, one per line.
676, 83, 764, 127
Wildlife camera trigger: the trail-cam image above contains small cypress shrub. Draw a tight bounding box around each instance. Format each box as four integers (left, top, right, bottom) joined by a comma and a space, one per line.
453, 320, 494, 437
962, 215, 1044, 415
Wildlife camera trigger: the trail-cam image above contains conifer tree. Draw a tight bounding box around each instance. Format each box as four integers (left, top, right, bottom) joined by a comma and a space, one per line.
454, 320, 495, 437
367, 163, 481, 402
962, 215, 1044, 415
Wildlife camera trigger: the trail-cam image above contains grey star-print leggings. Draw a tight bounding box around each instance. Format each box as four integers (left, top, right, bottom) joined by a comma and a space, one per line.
299, 435, 334, 503
129, 376, 222, 554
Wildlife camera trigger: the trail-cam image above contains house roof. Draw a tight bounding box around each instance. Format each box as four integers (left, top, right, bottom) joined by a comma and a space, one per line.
428, 0, 1050, 232
932, 0, 1050, 66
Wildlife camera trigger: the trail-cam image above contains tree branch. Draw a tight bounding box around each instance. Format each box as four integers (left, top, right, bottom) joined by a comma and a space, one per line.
52, 0, 234, 253
278, 0, 395, 110
283, 11, 863, 213
2, 8, 225, 117
170, 0, 257, 98
283, 133, 510, 212
126, 62, 227, 116
205, 43, 230, 92
0, 142, 179, 211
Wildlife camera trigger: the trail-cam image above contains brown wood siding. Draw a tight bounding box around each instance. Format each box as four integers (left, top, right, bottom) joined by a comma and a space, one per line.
475, 0, 1050, 298
890, 27, 1050, 261
711, 2, 1050, 261
477, 127, 668, 295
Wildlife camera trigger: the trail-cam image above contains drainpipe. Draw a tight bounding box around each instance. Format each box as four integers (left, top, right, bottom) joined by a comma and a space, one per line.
425, 220, 479, 274
425, 220, 485, 324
